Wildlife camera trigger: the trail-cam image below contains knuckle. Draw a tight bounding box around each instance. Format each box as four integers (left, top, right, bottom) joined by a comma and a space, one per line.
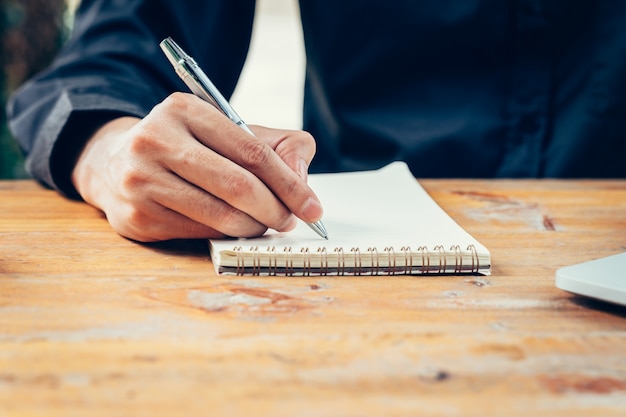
160, 92, 191, 114
290, 130, 316, 154
238, 140, 273, 170
221, 173, 254, 201
127, 124, 160, 155
177, 145, 201, 167
125, 208, 175, 242
118, 169, 153, 199
300, 130, 316, 150
124, 205, 147, 229
118, 168, 150, 193
107, 205, 155, 242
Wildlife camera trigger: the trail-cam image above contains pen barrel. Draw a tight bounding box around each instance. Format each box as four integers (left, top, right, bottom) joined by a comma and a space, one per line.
178, 60, 248, 128
160, 37, 249, 130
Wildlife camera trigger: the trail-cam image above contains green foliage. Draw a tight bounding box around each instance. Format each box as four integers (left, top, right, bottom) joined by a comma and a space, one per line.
0, 0, 22, 178
0, 122, 27, 179
1, 0, 70, 179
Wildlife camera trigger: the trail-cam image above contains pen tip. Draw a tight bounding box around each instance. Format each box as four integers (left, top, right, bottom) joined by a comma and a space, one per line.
307, 221, 328, 240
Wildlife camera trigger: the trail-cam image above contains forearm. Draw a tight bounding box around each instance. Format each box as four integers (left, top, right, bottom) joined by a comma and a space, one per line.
7, 85, 151, 196
6, 0, 254, 195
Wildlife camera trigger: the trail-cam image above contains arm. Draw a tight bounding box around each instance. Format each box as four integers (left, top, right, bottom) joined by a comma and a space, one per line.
71, 95, 321, 241
8, 0, 255, 196
7, 0, 323, 241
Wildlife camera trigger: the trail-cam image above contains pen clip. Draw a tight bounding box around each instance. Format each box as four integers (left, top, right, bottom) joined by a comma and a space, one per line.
160, 37, 234, 119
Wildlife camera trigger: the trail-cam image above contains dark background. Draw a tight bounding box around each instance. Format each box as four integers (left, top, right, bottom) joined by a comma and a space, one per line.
0, 0, 70, 179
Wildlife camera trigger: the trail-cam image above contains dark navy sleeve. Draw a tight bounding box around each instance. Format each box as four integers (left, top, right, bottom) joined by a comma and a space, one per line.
6, 0, 255, 196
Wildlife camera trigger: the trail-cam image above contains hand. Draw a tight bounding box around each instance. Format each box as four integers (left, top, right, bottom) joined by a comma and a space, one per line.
71, 92, 323, 242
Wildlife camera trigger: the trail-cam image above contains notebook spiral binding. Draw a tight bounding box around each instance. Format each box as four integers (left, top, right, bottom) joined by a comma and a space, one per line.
232, 244, 480, 276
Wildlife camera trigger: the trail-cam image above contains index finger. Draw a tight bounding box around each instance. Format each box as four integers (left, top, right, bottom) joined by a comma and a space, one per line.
183, 97, 324, 224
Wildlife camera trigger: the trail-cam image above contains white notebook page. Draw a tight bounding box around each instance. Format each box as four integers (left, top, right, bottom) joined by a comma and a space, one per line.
209, 162, 491, 276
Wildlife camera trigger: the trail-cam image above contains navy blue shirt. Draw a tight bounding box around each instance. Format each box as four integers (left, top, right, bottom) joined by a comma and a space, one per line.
7, 0, 626, 197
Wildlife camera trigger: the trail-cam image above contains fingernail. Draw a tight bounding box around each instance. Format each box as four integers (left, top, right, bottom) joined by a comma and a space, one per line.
297, 159, 308, 181
301, 197, 323, 222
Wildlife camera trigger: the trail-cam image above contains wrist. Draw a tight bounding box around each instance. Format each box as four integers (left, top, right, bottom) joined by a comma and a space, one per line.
71, 116, 141, 204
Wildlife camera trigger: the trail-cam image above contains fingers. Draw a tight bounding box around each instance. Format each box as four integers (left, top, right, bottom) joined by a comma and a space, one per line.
240, 125, 316, 182
250, 125, 316, 181
138, 100, 300, 233
137, 169, 276, 238
106, 182, 269, 242
101, 126, 282, 239
155, 137, 298, 233
165, 93, 324, 224
106, 199, 229, 243
72, 92, 323, 242
99, 151, 277, 241
71, 114, 271, 241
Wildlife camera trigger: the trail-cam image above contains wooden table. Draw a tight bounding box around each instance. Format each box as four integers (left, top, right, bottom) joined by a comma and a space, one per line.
1, 179, 625, 416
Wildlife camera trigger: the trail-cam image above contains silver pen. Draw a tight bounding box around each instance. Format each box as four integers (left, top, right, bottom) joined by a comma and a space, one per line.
159, 37, 328, 240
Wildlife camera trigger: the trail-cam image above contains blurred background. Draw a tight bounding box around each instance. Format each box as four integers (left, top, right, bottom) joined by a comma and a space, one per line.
0, 0, 71, 179
0, 0, 304, 179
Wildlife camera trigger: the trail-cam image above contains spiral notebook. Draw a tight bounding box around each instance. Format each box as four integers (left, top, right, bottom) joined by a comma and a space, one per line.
209, 162, 491, 276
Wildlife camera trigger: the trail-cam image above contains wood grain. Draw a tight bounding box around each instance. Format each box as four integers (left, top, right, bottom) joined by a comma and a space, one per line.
1, 179, 625, 417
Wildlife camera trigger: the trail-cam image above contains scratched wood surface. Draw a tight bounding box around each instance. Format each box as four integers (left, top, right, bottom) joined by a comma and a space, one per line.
1, 179, 625, 417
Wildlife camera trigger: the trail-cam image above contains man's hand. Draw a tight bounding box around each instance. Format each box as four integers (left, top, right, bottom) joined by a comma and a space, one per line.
71, 92, 323, 242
